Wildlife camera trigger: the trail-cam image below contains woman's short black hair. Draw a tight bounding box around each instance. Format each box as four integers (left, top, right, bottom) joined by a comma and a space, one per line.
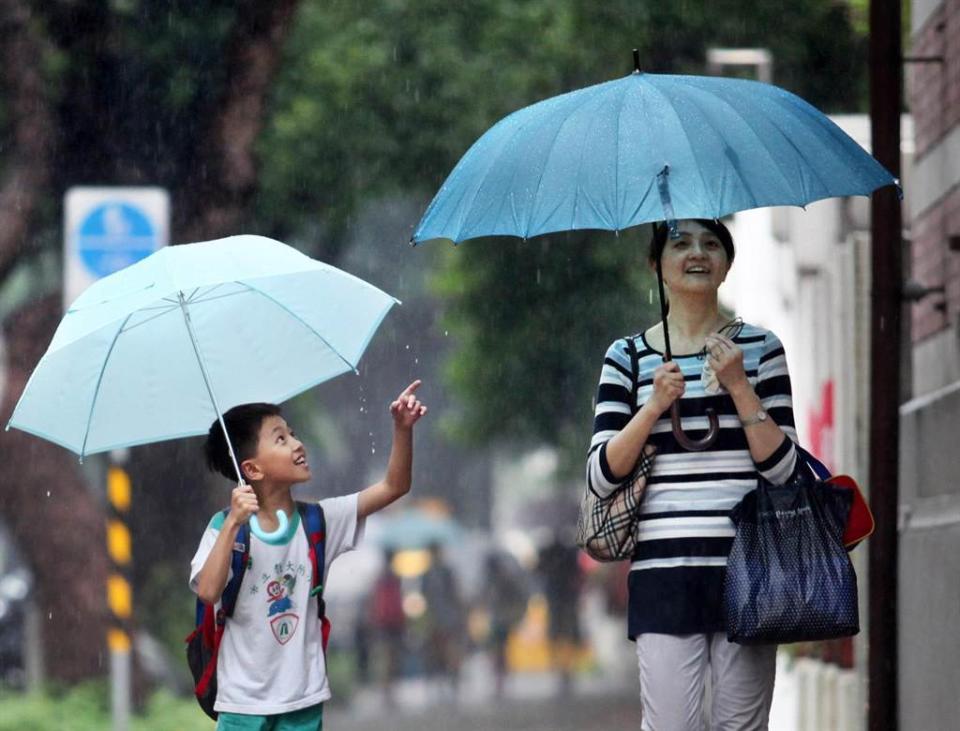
204, 402, 282, 482
648, 219, 735, 266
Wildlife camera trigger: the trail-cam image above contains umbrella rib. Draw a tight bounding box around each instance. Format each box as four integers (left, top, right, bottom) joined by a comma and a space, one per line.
118, 304, 181, 334
188, 288, 251, 306
238, 282, 359, 374
79, 312, 134, 458
693, 83, 809, 207
526, 89, 605, 237
649, 81, 715, 217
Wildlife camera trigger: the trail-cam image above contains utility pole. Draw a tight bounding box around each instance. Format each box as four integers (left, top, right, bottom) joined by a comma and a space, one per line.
106, 456, 133, 731
868, 1, 902, 728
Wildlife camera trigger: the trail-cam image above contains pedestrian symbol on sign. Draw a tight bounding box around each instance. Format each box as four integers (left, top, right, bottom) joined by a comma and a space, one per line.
77, 202, 157, 278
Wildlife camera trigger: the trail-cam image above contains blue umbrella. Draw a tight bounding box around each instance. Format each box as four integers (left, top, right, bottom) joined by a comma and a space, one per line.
7, 235, 398, 541
412, 61, 899, 449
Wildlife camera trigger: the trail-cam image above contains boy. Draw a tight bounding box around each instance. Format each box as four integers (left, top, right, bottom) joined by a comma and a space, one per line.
190, 380, 427, 730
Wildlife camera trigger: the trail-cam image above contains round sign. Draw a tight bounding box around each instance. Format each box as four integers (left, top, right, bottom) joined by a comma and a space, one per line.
76, 202, 158, 278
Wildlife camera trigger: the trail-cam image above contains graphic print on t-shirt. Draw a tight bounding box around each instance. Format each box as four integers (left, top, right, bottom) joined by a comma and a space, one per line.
250, 560, 308, 645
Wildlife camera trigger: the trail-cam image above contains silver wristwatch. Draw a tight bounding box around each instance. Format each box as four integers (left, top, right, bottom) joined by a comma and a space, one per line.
740, 408, 769, 427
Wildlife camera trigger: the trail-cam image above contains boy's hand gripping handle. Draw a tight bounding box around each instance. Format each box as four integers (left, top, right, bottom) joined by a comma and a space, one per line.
249, 511, 289, 545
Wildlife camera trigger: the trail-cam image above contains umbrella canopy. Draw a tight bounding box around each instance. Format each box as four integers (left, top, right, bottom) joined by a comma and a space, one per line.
412, 70, 898, 246
7, 235, 398, 458
370, 509, 462, 551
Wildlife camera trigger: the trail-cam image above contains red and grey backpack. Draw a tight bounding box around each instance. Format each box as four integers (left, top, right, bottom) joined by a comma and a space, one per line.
185, 501, 328, 719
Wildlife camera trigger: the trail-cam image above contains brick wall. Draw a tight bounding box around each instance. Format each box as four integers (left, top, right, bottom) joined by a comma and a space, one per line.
907, 0, 960, 342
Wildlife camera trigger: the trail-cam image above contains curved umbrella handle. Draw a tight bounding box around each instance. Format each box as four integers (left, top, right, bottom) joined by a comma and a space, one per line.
249, 510, 289, 545
670, 403, 720, 451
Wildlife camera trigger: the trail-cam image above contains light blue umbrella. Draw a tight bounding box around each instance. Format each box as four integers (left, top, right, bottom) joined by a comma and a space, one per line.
412, 64, 899, 450
371, 509, 462, 551
7, 235, 398, 542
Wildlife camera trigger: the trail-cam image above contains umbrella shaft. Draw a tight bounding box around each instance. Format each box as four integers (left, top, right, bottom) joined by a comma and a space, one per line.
177, 292, 244, 484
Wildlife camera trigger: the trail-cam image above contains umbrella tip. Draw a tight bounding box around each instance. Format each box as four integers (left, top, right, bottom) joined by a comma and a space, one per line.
632, 48, 641, 73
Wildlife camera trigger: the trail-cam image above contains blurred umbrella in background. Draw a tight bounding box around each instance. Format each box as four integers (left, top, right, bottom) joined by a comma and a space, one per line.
370, 507, 463, 551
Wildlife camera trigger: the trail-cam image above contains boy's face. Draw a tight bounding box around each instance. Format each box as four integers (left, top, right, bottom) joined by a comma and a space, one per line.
241, 415, 311, 485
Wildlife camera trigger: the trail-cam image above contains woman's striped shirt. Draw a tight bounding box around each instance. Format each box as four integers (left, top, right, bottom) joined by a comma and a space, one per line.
586, 323, 798, 637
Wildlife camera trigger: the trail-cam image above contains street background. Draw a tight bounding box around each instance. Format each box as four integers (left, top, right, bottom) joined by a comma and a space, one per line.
0, 1, 957, 730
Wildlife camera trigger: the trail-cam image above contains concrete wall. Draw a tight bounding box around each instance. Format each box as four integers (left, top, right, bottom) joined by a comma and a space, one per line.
901, 0, 960, 727
898, 383, 960, 729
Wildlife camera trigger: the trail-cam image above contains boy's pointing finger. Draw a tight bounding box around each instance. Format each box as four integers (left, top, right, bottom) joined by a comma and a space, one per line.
400, 379, 422, 397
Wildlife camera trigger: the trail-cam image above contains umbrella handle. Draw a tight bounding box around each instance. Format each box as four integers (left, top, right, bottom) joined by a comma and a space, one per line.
249, 511, 290, 545
670, 402, 719, 451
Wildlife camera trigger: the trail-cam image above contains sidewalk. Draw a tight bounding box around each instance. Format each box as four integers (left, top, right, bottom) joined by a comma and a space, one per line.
324, 651, 640, 731
325, 649, 800, 731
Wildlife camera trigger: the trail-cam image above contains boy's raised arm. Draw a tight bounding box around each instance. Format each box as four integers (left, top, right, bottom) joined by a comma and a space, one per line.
358, 380, 427, 519
194, 484, 259, 604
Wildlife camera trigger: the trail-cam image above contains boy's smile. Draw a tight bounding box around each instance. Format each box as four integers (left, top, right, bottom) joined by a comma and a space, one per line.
244, 415, 312, 485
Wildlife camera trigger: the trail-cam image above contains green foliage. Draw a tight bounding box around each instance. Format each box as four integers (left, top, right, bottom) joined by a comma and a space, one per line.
0, 684, 210, 731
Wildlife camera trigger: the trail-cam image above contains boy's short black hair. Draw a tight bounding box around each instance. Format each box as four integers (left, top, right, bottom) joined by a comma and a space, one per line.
204, 403, 283, 482
649, 218, 736, 265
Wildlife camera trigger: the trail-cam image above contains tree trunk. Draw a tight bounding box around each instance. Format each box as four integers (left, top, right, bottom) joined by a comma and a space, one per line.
176, 0, 301, 242
1, 295, 110, 683
0, 0, 56, 282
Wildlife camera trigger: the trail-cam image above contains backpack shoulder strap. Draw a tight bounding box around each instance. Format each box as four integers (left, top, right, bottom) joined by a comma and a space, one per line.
624, 335, 641, 416
296, 501, 327, 619
219, 509, 250, 619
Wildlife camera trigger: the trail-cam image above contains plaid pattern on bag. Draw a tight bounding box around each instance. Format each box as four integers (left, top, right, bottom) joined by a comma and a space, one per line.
576, 444, 657, 561
577, 334, 657, 562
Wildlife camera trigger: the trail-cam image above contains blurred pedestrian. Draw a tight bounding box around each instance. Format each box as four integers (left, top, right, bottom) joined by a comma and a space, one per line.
368, 550, 406, 706
538, 534, 583, 695
587, 219, 798, 730
421, 542, 465, 702
483, 552, 529, 698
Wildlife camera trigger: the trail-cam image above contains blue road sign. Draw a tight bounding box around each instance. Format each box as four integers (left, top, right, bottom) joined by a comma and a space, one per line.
76, 202, 158, 278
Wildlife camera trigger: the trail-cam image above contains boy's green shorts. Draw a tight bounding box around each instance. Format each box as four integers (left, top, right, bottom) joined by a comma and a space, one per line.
216, 703, 323, 731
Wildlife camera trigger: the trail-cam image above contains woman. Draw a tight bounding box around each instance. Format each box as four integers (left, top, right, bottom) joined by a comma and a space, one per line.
586, 219, 798, 731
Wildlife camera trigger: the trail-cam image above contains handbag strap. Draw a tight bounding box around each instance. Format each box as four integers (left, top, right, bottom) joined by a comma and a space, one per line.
795, 445, 831, 481
624, 335, 640, 416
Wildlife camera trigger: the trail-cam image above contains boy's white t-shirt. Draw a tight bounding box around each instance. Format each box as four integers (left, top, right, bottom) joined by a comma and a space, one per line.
189, 493, 364, 715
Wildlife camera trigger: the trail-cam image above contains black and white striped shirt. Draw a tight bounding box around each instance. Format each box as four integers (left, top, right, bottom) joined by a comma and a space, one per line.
587, 323, 798, 637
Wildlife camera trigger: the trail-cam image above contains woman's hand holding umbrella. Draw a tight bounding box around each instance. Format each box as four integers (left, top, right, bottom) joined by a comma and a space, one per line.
648, 362, 686, 415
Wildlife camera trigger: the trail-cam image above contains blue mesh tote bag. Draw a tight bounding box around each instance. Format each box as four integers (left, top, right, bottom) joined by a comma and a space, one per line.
723, 455, 860, 644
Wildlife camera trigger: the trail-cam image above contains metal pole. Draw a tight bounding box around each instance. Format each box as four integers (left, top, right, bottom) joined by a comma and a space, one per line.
177, 291, 244, 484
868, 1, 902, 728
106, 454, 133, 731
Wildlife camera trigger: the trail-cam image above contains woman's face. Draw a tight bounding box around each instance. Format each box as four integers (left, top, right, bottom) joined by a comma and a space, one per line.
654, 220, 731, 295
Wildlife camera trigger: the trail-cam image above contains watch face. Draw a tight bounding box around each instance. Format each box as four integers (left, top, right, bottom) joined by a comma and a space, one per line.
758, 409, 768, 421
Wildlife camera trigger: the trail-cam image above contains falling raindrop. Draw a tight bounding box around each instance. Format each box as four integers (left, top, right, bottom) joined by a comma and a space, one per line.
648, 289, 654, 305
371, 447, 376, 455
405, 344, 410, 350
48, 612, 53, 620
46, 490, 50, 498
414, 358, 419, 364
536, 268, 541, 285
444, 330, 448, 336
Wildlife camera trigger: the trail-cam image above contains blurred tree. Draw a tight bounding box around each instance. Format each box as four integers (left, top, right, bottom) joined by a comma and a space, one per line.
0, 0, 303, 684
